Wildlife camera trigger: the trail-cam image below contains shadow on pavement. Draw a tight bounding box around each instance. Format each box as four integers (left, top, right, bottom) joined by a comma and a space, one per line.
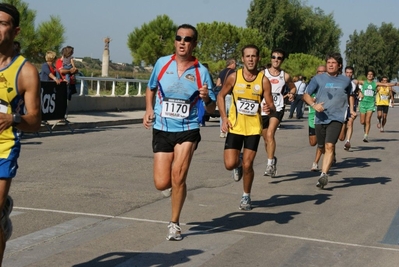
253, 193, 332, 207
276, 123, 304, 130
187, 210, 300, 236
334, 157, 381, 169
20, 126, 130, 139
325, 176, 391, 191
72, 250, 203, 267
269, 170, 331, 184
348, 146, 386, 151
368, 138, 399, 143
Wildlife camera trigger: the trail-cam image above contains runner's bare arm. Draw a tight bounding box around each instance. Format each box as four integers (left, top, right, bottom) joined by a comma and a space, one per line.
262, 76, 275, 114
16, 61, 41, 132
285, 73, 296, 101
143, 86, 156, 129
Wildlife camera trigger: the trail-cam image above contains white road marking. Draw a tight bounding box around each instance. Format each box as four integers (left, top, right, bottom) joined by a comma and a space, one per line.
14, 206, 399, 252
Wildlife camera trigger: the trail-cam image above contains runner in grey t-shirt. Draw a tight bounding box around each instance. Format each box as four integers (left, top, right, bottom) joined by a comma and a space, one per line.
306, 73, 351, 124
303, 52, 355, 189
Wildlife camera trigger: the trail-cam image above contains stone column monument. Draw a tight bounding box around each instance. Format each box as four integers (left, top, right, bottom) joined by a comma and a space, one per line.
102, 37, 111, 77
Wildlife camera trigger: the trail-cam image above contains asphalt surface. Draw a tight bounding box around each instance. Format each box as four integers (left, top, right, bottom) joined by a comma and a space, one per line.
4, 106, 399, 267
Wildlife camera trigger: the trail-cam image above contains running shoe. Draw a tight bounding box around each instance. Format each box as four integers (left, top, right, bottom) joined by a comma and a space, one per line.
1, 196, 13, 241
232, 153, 243, 182
162, 188, 172, 197
311, 162, 319, 172
166, 222, 182, 241
363, 134, 368, 142
264, 157, 278, 177
377, 121, 381, 129
316, 173, 328, 189
344, 141, 351, 151
239, 195, 252, 211
380, 127, 384, 132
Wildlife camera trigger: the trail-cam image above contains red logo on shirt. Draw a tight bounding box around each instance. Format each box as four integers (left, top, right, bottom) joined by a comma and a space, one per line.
270, 79, 279, 84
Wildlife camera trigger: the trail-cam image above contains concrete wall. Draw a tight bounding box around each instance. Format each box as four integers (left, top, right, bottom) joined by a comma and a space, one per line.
68, 95, 146, 112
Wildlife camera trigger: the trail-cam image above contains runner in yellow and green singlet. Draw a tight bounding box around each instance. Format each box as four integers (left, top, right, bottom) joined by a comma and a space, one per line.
358, 70, 396, 142
376, 76, 394, 132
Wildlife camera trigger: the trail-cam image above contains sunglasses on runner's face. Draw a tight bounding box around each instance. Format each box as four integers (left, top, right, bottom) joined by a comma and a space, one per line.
175, 35, 194, 42
271, 55, 283, 60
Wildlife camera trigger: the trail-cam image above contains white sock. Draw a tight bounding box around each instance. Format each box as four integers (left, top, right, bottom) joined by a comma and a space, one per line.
243, 192, 250, 197
267, 158, 273, 165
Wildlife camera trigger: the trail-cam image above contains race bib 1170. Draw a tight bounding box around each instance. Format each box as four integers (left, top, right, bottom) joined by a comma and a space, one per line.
161, 97, 190, 119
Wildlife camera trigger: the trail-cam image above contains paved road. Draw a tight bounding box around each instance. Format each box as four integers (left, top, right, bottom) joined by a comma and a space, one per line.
4, 107, 399, 266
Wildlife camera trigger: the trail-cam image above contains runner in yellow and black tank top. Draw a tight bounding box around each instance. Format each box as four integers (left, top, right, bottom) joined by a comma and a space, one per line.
376, 77, 394, 132
0, 55, 26, 169
376, 86, 391, 106
228, 68, 264, 136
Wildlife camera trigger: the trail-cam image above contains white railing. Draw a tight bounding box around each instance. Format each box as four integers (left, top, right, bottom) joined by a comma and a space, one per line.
75, 76, 149, 96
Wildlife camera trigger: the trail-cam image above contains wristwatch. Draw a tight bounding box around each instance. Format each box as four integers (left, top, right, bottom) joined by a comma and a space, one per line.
12, 113, 21, 126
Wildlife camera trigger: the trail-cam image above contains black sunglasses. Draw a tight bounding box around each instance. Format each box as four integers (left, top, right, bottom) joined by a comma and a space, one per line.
271, 55, 283, 60
175, 35, 194, 42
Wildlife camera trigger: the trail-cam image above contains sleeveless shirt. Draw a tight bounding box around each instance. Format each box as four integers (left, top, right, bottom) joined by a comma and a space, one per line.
376, 86, 390, 106
0, 55, 26, 160
261, 69, 285, 113
228, 69, 263, 136
360, 80, 377, 104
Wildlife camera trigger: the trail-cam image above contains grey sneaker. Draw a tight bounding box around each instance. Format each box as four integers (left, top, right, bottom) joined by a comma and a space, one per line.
363, 134, 368, 142
311, 162, 319, 172
232, 153, 243, 182
1, 195, 13, 241
264, 157, 277, 177
316, 173, 328, 189
162, 188, 172, 198
166, 222, 182, 241
239, 195, 252, 211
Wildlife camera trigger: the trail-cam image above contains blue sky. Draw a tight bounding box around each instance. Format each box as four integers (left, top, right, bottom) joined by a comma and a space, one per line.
26, 0, 398, 64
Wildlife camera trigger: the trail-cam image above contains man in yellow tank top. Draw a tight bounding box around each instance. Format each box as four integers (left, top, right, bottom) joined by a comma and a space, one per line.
217, 44, 275, 210
376, 76, 394, 132
0, 4, 41, 264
